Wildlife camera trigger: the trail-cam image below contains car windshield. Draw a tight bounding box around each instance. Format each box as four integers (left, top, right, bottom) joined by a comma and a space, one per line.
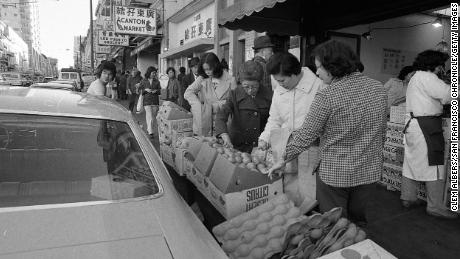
70, 74, 78, 79
61, 73, 70, 79
0, 114, 160, 208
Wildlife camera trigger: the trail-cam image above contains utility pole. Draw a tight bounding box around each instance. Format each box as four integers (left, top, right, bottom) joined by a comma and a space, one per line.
79, 35, 83, 71
90, 0, 94, 73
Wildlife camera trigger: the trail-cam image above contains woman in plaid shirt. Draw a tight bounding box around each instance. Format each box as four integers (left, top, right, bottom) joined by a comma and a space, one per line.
269, 40, 387, 223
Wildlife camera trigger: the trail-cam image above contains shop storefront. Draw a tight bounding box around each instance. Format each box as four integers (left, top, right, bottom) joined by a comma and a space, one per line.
159, 0, 215, 74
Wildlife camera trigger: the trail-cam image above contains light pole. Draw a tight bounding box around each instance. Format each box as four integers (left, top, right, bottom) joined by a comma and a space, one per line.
90, 0, 94, 73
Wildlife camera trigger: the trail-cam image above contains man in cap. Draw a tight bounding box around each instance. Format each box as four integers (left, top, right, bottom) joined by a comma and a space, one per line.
180, 57, 200, 111
253, 35, 275, 93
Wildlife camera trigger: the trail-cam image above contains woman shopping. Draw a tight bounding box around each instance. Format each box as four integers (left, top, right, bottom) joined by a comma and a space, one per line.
215, 60, 272, 153
139, 66, 161, 139
401, 50, 457, 219
184, 52, 237, 136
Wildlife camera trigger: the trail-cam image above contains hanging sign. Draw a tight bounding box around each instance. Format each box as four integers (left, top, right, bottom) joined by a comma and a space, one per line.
96, 45, 111, 54
183, 13, 213, 45
98, 31, 129, 46
114, 6, 157, 36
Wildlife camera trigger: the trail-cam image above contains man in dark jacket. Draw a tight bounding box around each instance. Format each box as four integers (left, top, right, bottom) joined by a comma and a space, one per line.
180, 57, 200, 111
127, 68, 142, 112
253, 35, 275, 93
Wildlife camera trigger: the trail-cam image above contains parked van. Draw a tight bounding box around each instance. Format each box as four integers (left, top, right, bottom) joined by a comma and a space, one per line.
59, 69, 83, 90
0, 72, 28, 86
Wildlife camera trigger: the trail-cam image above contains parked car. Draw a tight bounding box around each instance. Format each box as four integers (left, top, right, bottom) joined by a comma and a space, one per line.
48, 80, 80, 91
59, 69, 83, 90
43, 77, 55, 83
0, 88, 227, 259
0, 72, 28, 86
30, 82, 78, 91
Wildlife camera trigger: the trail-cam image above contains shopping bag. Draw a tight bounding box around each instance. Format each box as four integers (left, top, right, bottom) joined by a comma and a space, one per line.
136, 94, 144, 113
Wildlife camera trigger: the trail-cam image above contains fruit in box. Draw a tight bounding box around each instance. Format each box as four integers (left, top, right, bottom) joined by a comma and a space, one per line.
209, 154, 279, 193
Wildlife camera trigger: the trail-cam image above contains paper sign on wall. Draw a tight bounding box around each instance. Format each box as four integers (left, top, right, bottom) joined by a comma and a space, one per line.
381, 48, 416, 75
114, 6, 157, 36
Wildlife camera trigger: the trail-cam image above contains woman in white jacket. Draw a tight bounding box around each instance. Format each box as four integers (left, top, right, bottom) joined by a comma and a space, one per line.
258, 52, 325, 207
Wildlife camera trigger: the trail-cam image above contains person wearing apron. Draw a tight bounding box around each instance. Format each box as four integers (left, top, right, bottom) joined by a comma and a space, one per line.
402, 50, 457, 219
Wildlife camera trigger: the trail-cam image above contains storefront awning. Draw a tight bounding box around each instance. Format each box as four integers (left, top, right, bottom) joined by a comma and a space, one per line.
159, 38, 214, 60
218, 0, 452, 35
130, 36, 162, 57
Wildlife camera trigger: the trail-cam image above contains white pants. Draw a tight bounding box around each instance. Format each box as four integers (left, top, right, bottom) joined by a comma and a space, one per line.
144, 105, 158, 135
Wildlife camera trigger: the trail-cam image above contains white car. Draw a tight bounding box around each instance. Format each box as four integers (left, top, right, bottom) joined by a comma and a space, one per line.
0, 87, 227, 259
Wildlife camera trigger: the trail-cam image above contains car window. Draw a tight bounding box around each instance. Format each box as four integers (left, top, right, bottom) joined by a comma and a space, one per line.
61, 73, 70, 79
0, 114, 160, 208
70, 73, 78, 79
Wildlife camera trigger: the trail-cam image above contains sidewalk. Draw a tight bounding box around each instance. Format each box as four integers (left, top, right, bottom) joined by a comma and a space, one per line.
364, 185, 460, 259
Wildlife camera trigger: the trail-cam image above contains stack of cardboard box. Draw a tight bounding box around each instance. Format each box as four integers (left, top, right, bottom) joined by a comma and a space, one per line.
157, 101, 193, 172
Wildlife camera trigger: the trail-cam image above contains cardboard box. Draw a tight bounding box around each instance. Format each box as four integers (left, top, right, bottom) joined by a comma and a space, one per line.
390, 105, 407, 124
442, 118, 451, 141
383, 143, 404, 166
193, 143, 218, 176
319, 239, 396, 259
160, 144, 176, 169
158, 101, 192, 120
209, 154, 279, 193
381, 172, 402, 191
159, 118, 193, 134
417, 182, 427, 201
386, 122, 405, 147
205, 178, 283, 219
186, 167, 209, 194
174, 148, 194, 176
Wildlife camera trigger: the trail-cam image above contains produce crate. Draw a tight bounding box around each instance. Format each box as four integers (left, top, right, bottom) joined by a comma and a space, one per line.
174, 148, 194, 176
383, 143, 404, 167
160, 144, 176, 169
386, 122, 405, 147
193, 143, 218, 177
390, 105, 407, 124
186, 167, 209, 195
319, 239, 396, 259
205, 177, 283, 219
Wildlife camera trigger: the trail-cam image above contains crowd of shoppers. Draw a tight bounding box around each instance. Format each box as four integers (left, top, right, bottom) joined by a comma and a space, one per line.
86, 35, 456, 221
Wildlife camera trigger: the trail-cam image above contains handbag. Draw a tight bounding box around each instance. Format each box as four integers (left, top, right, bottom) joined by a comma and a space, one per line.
136, 94, 144, 113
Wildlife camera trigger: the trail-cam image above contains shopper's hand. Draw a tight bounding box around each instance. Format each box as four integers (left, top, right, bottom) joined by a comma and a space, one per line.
267, 160, 286, 179
220, 133, 233, 148
258, 139, 269, 150
144, 88, 152, 93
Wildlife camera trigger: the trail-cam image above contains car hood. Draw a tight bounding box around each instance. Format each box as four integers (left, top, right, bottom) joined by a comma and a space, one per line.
0, 199, 227, 259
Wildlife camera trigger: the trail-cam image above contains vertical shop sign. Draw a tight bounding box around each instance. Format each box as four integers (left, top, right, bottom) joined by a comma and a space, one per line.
114, 6, 157, 36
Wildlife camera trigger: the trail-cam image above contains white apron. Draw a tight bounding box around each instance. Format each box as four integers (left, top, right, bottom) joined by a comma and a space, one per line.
403, 118, 445, 181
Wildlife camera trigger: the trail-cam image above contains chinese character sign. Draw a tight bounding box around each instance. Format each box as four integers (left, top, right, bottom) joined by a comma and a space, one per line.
98, 31, 129, 46
183, 15, 213, 45
96, 45, 111, 54
114, 6, 156, 36
381, 48, 416, 75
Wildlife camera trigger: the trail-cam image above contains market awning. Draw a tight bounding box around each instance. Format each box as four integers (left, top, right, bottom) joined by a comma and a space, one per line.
130, 36, 162, 57
218, 0, 452, 35
159, 38, 214, 60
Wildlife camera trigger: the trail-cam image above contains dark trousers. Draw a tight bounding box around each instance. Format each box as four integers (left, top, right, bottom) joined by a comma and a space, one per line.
128, 93, 138, 111
316, 174, 376, 222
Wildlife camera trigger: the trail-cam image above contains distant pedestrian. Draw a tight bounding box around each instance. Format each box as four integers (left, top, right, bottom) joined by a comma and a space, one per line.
118, 70, 128, 100
178, 67, 186, 85
127, 69, 142, 112
253, 35, 275, 93
87, 61, 116, 96
165, 67, 181, 104
180, 57, 200, 111
139, 66, 161, 138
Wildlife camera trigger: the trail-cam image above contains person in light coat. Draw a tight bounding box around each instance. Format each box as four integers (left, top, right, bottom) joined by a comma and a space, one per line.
258, 52, 325, 207
401, 50, 457, 219
184, 52, 237, 136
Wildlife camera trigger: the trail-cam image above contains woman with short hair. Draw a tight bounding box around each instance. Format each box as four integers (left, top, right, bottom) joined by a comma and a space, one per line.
87, 61, 116, 96
184, 52, 237, 136
401, 50, 456, 219
139, 66, 161, 139
215, 60, 272, 153
165, 67, 181, 104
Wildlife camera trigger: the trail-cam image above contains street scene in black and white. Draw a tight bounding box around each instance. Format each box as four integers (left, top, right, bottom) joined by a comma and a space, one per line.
0, 0, 459, 258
